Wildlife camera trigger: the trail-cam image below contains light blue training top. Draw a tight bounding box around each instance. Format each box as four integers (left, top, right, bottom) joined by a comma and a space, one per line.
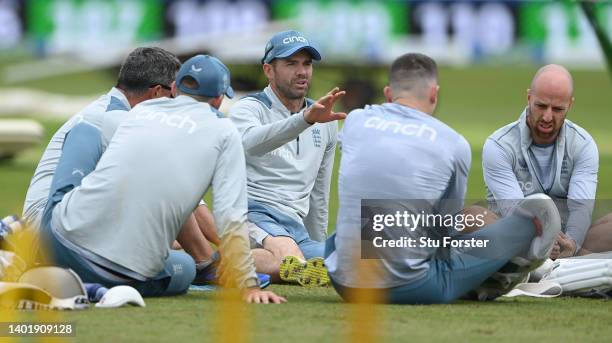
51, 96, 257, 286
229, 85, 337, 242
528, 144, 556, 191
23, 88, 130, 229
326, 102, 471, 288
483, 109, 598, 248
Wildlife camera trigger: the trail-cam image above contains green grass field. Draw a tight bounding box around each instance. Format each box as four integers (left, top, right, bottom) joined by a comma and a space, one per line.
1, 65, 612, 342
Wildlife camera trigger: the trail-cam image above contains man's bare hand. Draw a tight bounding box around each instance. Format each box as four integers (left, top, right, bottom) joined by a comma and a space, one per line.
243, 288, 287, 304
557, 232, 577, 259
550, 233, 576, 259
303, 87, 347, 124
550, 240, 561, 260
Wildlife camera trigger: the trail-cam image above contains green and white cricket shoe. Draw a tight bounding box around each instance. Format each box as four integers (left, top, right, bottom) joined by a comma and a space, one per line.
279, 256, 330, 288
473, 193, 561, 301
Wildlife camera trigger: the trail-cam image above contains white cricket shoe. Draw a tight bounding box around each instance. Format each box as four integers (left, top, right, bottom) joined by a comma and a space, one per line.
512, 193, 561, 262
471, 193, 561, 300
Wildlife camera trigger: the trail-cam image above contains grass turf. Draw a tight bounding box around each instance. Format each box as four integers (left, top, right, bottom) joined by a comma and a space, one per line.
3, 285, 612, 343
1, 65, 612, 342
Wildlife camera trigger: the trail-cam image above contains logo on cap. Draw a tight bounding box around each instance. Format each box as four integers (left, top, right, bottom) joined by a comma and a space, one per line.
177, 54, 234, 99
261, 30, 321, 64
283, 36, 307, 44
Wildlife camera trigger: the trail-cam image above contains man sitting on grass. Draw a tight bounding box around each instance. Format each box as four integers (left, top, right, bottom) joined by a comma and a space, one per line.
39, 54, 285, 303
23, 47, 219, 272
229, 30, 345, 286
326, 53, 561, 304
483, 64, 612, 259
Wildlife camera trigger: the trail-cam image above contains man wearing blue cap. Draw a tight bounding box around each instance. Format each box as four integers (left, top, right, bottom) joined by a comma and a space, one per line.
229, 30, 346, 286
40, 55, 286, 303
22, 47, 218, 272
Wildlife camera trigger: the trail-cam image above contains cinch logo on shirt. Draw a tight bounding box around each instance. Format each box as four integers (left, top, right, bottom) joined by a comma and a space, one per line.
268, 146, 295, 160
364, 117, 437, 142
312, 128, 321, 147
137, 111, 197, 134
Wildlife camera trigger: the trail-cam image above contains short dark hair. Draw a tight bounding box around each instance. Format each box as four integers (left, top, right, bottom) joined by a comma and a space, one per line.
116, 47, 181, 96
389, 53, 438, 94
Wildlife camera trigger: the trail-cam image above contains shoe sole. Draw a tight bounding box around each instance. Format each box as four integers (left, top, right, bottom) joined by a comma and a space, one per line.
471, 194, 562, 301
279, 256, 330, 288
516, 194, 561, 260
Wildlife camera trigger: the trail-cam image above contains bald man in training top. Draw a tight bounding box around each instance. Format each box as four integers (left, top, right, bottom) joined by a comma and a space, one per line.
483, 64, 612, 259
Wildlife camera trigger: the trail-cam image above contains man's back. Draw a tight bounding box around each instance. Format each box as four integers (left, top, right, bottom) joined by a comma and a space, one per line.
23, 88, 130, 227
51, 95, 247, 278
329, 103, 471, 288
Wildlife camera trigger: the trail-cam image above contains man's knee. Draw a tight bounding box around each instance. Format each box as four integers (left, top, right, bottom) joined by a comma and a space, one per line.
594, 213, 612, 226
460, 205, 499, 233
580, 216, 612, 254
164, 251, 196, 295
300, 240, 325, 260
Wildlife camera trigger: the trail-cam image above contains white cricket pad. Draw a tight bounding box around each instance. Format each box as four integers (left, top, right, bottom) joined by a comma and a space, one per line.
503, 280, 562, 298
541, 255, 612, 297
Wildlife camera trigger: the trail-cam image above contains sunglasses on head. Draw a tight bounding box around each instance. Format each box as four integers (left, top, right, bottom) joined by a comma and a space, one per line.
149, 83, 174, 98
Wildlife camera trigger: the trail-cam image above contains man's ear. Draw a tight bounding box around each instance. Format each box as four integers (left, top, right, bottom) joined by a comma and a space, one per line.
527, 88, 532, 103
568, 96, 575, 112
383, 86, 393, 103
210, 95, 224, 109
263, 63, 273, 80
171, 81, 177, 98
430, 85, 439, 105
147, 85, 161, 100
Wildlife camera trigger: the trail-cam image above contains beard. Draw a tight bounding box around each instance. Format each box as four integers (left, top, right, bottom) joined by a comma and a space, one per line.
273, 78, 309, 100
526, 106, 562, 143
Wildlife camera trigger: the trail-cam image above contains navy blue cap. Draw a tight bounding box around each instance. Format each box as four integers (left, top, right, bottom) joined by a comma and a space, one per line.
177, 55, 234, 98
261, 30, 321, 64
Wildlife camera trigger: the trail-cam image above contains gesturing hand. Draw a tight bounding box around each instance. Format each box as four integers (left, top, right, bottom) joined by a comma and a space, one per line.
303, 87, 347, 124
